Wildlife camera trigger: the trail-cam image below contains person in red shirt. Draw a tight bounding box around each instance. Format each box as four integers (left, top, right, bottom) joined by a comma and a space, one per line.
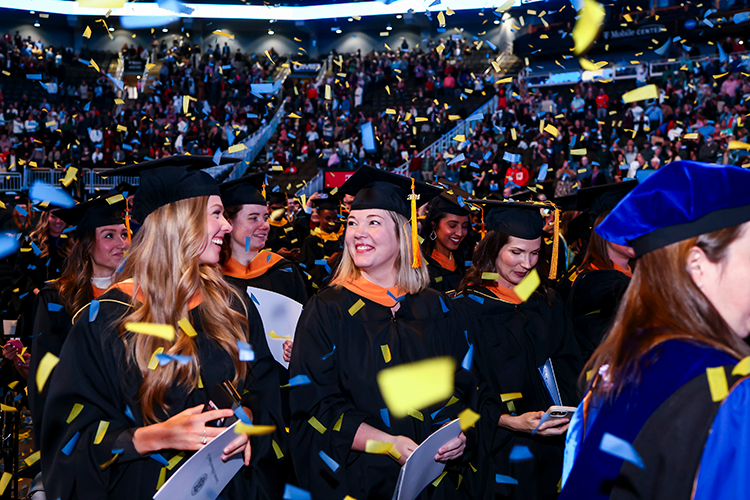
505, 162, 530, 188
595, 88, 609, 119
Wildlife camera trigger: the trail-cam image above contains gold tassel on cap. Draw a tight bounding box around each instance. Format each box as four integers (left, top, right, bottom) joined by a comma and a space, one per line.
124, 203, 132, 245
548, 207, 561, 280
408, 178, 422, 268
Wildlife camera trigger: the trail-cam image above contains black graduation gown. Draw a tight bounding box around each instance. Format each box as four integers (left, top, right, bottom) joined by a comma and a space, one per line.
28, 286, 72, 447
453, 287, 583, 500
297, 231, 343, 296
267, 218, 303, 254
40, 287, 285, 500
566, 268, 631, 364
223, 257, 308, 307
422, 250, 465, 294
11, 236, 67, 344
289, 286, 477, 500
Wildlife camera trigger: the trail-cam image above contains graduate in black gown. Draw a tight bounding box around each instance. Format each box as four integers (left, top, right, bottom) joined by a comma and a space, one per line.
266, 191, 303, 261
41, 156, 284, 500
28, 195, 129, 447
297, 195, 345, 296
289, 166, 477, 500
453, 201, 582, 500
419, 187, 476, 294
563, 182, 638, 363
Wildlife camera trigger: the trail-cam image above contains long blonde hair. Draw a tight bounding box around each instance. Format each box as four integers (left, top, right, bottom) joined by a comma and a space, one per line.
332, 210, 430, 294
118, 196, 249, 424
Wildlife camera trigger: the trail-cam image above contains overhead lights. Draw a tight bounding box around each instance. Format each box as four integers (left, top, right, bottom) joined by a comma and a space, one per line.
336, 29, 342, 34
268, 29, 274, 35
494, 19, 500, 24
348, 17, 353, 21
34, 21, 40, 27
386, 24, 392, 30
109, 26, 115, 31
30, 10, 35, 14
162, 27, 168, 32
396, 14, 402, 19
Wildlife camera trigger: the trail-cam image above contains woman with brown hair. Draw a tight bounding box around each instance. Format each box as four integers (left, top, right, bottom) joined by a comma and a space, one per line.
40, 156, 283, 500
454, 201, 582, 500
560, 161, 750, 500
28, 195, 129, 447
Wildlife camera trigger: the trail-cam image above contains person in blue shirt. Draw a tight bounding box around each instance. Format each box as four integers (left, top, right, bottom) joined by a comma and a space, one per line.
560, 160, 750, 500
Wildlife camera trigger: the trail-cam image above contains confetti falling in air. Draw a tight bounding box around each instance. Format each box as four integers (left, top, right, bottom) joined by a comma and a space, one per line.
377, 356, 455, 418
599, 432, 645, 468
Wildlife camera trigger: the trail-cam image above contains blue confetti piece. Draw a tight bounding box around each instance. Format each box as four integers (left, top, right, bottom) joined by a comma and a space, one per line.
26, 74, 42, 80
121, 144, 133, 151
156, 353, 193, 366
18, 293, 28, 300
245, 237, 251, 252
13, 393, 22, 402
111, 448, 124, 454
322, 345, 336, 360
62, 432, 81, 456
314, 259, 327, 266
430, 406, 444, 420
599, 432, 645, 468
234, 406, 252, 424
532, 412, 550, 435
62, 226, 77, 234
468, 294, 485, 304
29, 181, 75, 208
15, 206, 28, 217
84, 101, 91, 112
237, 340, 255, 362
433, 418, 450, 426
266, 254, 272, 263
387, 291, 405, 302
250, 293, 260, 305
495, 474, 518, 485
319, 450, 340, 472
279, 267, 293, 273
125, 405, 135, 421
288, 375, 311, 387
439, 296, 449, 313
381, 408, 390, 427
283, 484, 312, 500
456, 196, 465, 207
89, 300, 100, 322
510, 445, 533, 461
537, 164, 549, 182
485, 40, 498, 51
151, 453, 169, 466
213, 148, 222, 166
47, 302, 64, 312
26, 264, 36, 270
31, 242, 41, 256
464, 261, 473, 268
461, 344, 474, 371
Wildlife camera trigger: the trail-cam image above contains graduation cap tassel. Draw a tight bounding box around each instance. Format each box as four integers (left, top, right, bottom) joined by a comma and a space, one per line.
409, 178, 422, 269
479, 207, 487, 240
124, 204, 132, 245
548, 208, 560, 280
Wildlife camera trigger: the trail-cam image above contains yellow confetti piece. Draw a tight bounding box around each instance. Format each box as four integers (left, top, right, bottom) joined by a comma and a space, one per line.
511, 128, 517, 141
495, 0, 514, 12
332, 413, 345, 432
0, 473, 11, 496
448, 114, 461, 121
573, 0, 605, 55
365, 440, 401, 459
235, 423, 277, 435
377, 356, 455, 418
213, 30, 235, 39
683, 133, 699, 141
308, 416, 327, 434
114, 98, 124, 105
125, 322, 175, 341
622, 84, 659, 103
167, 452, 184, 470
454, 134, 466, 142
227, 144, 247, 154
177, 318, 197, 338
570, 148, 588, 156
36, 352, 59, 392
732, 356, 750, 376
66, 404, 84, 423
501, 392, 523, 402
545, 123, 560, 139
0, 404, 16, 412
728, 140, 750, 150
24, 450, 40, 467
385, 108, 397, 115
325, 85, 332, 100
156, 467, 167, 490
90, 59, 100, 73
415, 117, 428, 122
61, 166, 79, 188
116, 124, 128, 132
458, 408, 480, 431
481, 272, 499, 281
106, 194, 124, 205
514, 268, 540, 302
706, 366, 729, 402
94, 420, 109, 445
378, 345, 393, 365
272, 439, 284, 459
148, 347, 165, 370
407, 408, 424, 421
78, 0, 125, 6
713, 72, 729, 80
348, 299, 365, 316
7, 381, 18, 391
268, 331, 292, 340
446, 7, 455, 15
437, 11, 446, 26
83, 26, 92, 38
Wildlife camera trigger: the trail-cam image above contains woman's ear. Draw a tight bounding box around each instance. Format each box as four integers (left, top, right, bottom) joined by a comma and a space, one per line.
686, 246, 707, 289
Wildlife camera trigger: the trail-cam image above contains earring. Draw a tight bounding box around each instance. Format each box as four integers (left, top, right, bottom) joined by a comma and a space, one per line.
430, 230, 437, 241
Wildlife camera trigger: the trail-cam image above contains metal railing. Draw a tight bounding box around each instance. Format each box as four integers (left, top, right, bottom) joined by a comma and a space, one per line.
393, 95, 499, 176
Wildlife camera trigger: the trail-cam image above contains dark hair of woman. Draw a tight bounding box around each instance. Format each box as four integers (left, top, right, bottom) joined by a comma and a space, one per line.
219, 204, 242, 266
419, 203, 473, 270
29, 211, 68, 260
55, 231, 98, 316
584, 225, 750, 400
578, 212, 613, 272
458, 230, 552, 295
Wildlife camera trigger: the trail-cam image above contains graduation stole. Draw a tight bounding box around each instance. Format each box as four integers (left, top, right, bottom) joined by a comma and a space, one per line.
431, 250, 456, 272
484, 285, 523, 305
311, 225, 344, 242
268, 216, 290, 228
342, 277, 404, 308
222, 251, 284, 280
111, 279, 203, 310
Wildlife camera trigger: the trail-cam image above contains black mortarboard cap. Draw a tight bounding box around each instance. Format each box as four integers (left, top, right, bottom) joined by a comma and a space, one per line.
469, 199, 547, 240
220, 172, 266, 207
430, 182, 473, 216
55, 194, 127, 238
340, 166, 440, 218
575, 180, 638, 223
312, 195, 340, 212
104, 155, 239, 222
267, 190, 288, 206
552, 193, 578, 212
